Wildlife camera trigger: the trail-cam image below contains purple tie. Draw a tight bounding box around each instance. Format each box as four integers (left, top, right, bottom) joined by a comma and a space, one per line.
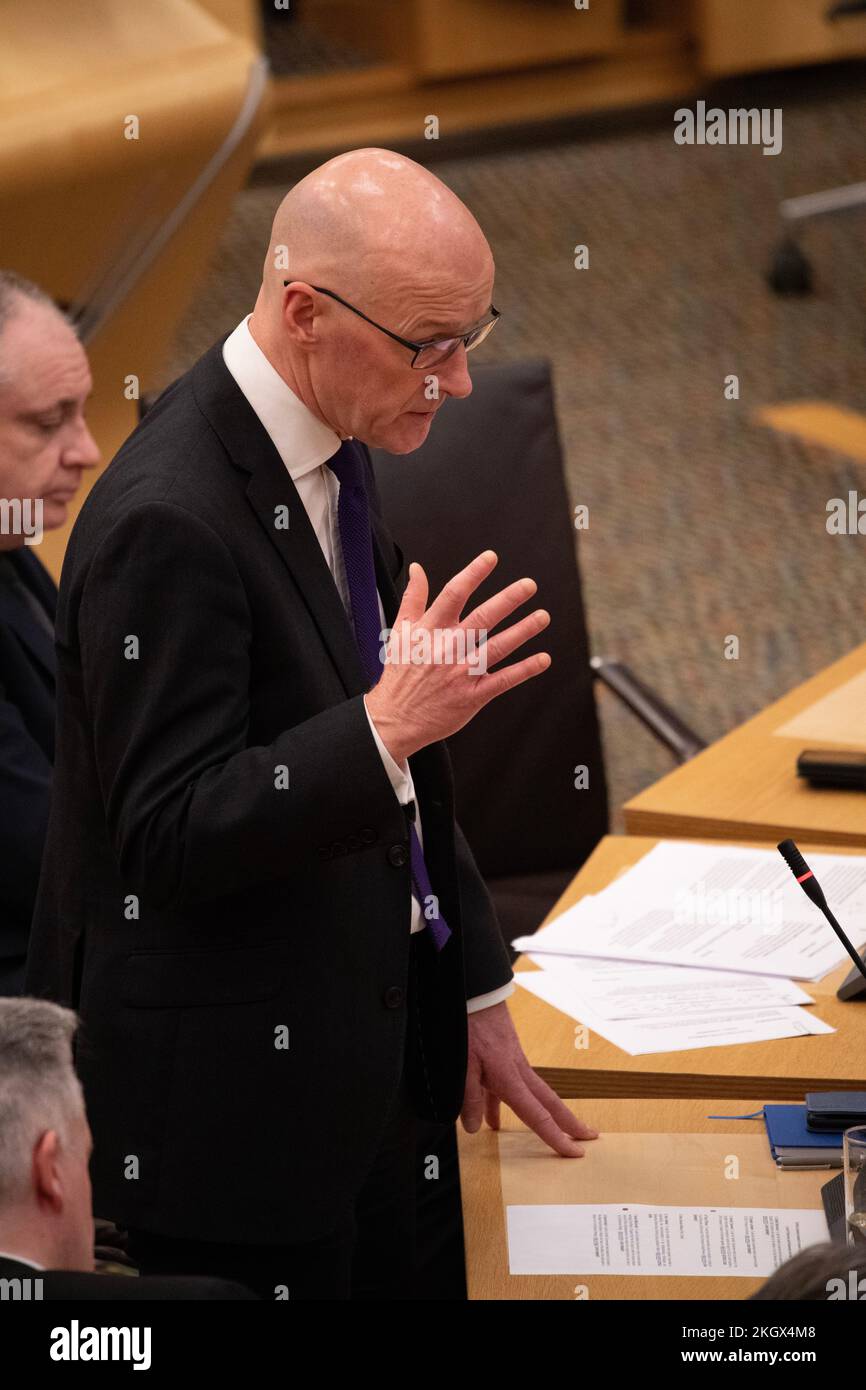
327, 439, 452, 951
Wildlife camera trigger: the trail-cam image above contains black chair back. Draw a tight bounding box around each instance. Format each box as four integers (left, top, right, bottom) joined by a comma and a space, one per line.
371, 359, 608, 881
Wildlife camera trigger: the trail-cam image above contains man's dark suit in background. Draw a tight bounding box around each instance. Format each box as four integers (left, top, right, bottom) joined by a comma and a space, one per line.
25, 339, 512, 1291
0, 547, 56, 994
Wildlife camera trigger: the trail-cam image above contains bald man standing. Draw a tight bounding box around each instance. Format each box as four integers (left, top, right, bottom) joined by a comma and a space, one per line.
26, 149, 596, 1299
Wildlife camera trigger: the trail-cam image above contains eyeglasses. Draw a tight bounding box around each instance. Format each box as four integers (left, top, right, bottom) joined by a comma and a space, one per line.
282, 280, 500, 369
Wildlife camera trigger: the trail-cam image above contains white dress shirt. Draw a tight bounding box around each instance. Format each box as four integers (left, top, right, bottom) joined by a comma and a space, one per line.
223, 317, 512, 1012
0, 1249, 45, 1270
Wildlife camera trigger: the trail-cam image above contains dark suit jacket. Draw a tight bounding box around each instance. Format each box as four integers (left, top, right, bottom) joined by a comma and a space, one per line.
0, 547, 56, 976
25, 338, 512, 1246
0, 1254, 256, 1300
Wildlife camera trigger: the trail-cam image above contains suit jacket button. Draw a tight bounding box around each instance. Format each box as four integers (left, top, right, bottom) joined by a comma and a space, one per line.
387, 844, 408, 867
346, 833, 362, 851
361, 827, 377, 844
383, 986, 403, 1008
332, 840, 348, 856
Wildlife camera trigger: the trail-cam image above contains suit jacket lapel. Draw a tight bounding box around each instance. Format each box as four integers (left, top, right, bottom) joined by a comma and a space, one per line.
192, 341, 373, 698
245, 459, 371, 696
16, 546, 58, 619
0, 551, 56, 682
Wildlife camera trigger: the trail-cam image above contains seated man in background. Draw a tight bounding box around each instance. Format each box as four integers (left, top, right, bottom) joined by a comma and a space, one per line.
0, 997, 256, 1300
0, 271, 99, 993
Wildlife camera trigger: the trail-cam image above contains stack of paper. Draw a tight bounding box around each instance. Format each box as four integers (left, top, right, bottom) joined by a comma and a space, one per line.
511, 841, 866, 1055
515, 957, 829, 1055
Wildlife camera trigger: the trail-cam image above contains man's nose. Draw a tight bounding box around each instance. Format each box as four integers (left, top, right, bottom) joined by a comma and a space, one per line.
65, 419, 101, 470
436, 344, 473, 400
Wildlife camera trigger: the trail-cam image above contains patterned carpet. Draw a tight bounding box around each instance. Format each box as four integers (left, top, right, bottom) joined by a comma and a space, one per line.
160, 64, 866, 827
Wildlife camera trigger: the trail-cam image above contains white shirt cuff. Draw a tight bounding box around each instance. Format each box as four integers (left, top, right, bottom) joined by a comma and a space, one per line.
363, 695, 415, 805
466, 981, 515, 1013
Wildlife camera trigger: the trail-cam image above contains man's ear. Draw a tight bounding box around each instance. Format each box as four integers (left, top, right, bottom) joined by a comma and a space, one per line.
31, 1129, 64, 1214
282, 284, 318, 348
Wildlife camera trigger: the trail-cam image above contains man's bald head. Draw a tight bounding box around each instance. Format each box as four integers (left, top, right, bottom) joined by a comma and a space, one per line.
0, 271, 70, 391
249, 149, 496, 453
260, 148, 492, 319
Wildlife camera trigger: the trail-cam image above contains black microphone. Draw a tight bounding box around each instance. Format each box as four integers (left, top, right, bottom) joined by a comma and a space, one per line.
777, 839, 866, 999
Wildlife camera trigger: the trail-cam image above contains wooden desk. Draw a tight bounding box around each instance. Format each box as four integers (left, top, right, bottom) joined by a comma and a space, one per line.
624, 643, 866, 848
511, 835, 866, 1100
458, 1096, 830, 1301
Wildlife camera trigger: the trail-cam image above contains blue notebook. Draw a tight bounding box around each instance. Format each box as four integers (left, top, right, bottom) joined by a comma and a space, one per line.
764, 1105, 844, 1168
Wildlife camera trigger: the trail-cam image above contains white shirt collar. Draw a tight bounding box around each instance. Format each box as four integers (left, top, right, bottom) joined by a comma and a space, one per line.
0, 1248, 45, 1271
222, 315, 346, 479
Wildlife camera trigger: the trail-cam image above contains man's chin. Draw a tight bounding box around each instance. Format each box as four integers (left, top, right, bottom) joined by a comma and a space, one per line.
41, 499, 70, 529
375, 411, 436, 455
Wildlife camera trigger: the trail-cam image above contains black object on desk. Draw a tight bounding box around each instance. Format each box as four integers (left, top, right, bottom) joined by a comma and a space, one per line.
777, 839, 866, 1001
797, 749, 866, 790
822, 1172, 846, 1244
807, 1092, 866, 1131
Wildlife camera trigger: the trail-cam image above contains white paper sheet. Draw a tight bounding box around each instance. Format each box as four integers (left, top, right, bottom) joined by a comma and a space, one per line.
513, 841, 866, 980
514, 968, 833, 1054
506, 1203, 829, 1276
523, 955, 814, 1019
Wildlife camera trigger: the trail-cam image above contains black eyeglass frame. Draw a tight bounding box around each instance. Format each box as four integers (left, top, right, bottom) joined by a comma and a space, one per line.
282, 280, 500, 368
